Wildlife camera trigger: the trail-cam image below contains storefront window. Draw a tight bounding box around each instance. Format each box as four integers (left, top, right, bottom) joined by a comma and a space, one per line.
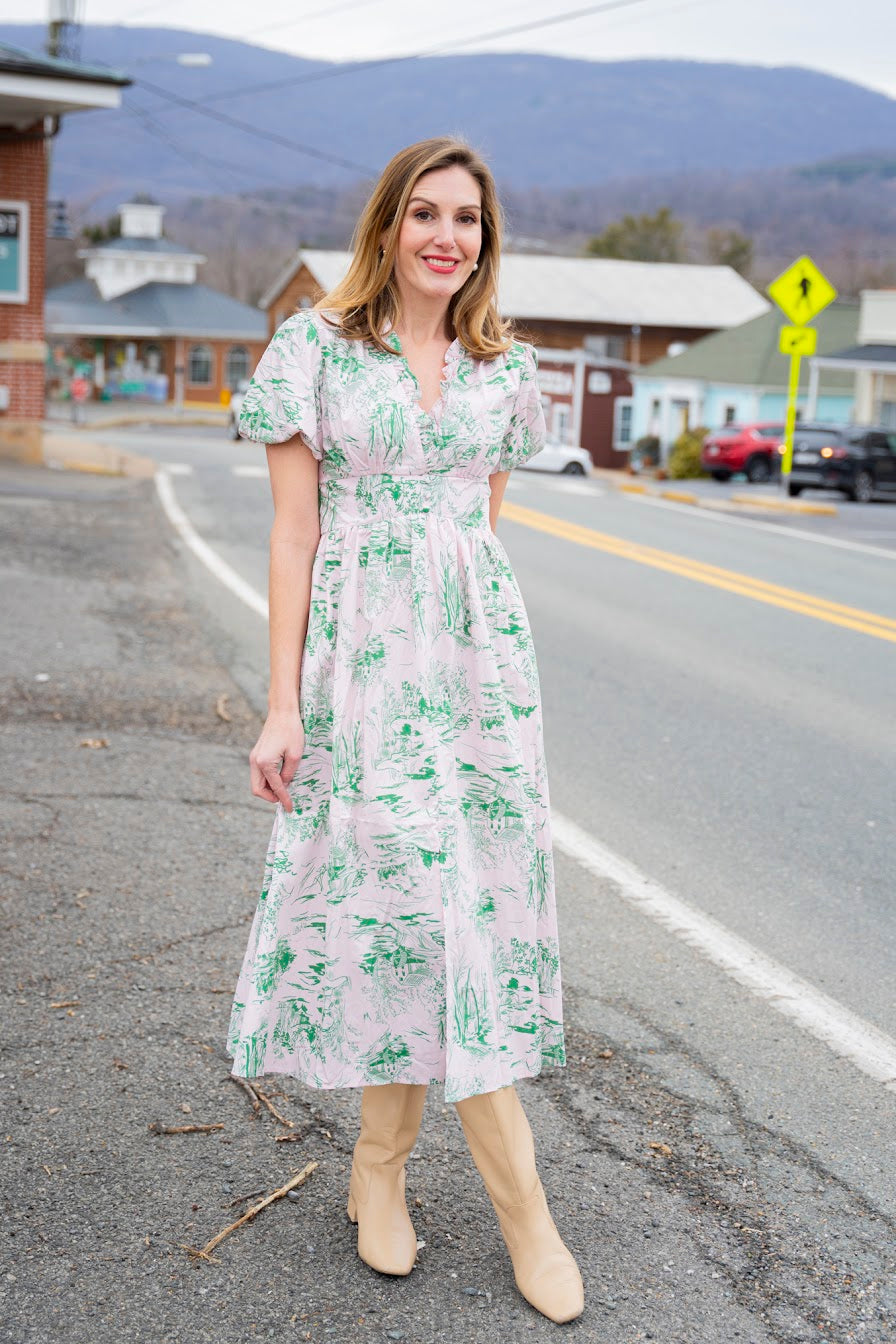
613, 398, 634, 450
188, 344, 212, 385
144, 343, 163, 374
225, 346, 249, 388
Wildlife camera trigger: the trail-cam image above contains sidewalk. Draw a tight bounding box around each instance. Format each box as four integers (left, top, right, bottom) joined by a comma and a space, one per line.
44, 400, 230, 431
588, 466, 839, 516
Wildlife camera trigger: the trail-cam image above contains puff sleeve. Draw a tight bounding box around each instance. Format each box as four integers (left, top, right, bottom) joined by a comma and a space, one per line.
496, 341, 546, 472
238, 311, 324, 459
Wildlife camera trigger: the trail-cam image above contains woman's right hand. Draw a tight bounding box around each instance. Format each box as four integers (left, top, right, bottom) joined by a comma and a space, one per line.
249, 708, 305, 812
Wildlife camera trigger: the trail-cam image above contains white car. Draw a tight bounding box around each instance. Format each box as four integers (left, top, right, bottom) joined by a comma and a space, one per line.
228, 379, 249, 439
518, 440, 592, 475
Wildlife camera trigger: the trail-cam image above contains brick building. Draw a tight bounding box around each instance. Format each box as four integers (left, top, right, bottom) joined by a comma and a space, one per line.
259, 249, 768, 468
45, 200, 268, 408
0, 42, 127, 462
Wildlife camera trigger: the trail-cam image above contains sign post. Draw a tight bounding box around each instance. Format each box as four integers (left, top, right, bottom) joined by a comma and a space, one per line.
766, 256, 837, 486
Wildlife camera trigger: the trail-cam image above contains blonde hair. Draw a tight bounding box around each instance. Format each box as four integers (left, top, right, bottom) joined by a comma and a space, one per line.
314, 137, 512, 360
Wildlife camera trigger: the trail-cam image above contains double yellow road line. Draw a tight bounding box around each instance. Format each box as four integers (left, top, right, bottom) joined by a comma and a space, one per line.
501, 500, 896, 645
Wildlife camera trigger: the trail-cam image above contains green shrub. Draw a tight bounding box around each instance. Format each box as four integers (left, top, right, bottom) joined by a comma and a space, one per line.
668, 427, 709, 479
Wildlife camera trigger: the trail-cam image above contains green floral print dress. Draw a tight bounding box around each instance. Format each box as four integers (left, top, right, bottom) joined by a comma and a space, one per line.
227, 308, 566, 1102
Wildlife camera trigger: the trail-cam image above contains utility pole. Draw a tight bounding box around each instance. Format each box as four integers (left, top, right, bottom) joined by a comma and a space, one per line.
44, 1, 85, 227
46, 0, 84, 62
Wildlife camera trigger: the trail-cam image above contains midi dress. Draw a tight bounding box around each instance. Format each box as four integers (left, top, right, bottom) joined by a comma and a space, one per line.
227, 308, 566, 1103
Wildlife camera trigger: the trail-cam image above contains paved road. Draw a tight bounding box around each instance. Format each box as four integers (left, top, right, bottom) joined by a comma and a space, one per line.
2, 437, 895, 1344
141, 428, 896, 1033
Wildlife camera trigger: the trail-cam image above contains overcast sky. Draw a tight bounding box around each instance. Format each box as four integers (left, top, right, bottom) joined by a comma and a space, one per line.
8, 0, 896, 98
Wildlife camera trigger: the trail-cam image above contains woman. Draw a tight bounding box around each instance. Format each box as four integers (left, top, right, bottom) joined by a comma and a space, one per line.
228, 136, 584, 1325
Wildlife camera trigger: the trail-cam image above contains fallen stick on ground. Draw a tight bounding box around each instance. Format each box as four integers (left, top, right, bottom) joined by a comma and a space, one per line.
252, 1085, 294, 1129
149, 1121, 225, 1136
229, 1076, 294, 1128
229, 1076, 261, 1114
227, 1188, 266, 1208
183, 1162, 318, 1262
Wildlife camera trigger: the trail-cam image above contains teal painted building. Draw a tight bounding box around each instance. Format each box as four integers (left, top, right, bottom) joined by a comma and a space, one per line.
627, 302, 860, 462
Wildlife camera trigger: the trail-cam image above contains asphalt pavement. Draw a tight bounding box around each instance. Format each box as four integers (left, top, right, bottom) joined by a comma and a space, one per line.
1, 456, 894, 1344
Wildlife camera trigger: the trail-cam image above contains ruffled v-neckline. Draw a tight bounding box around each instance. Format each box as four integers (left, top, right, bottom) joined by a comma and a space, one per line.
384, 329, 464, 422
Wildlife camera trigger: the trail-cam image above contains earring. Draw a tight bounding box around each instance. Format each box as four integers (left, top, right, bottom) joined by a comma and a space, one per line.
472, 262, 479, 271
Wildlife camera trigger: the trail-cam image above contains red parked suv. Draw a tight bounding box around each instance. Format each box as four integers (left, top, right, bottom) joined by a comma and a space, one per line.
701, 423, 785, 483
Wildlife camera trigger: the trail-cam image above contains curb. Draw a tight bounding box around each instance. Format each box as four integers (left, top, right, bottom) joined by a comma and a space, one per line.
41, 431, 156, 479
45, 412, 228, 431
590, 469, 839, 517
729, 492, 838, 517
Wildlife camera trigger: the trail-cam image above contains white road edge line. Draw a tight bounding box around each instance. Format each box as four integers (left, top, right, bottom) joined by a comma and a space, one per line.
551, 812, 896, 1094
155, 467, 896, 1094
155, 469, 268, 620
232, 464, 269, 478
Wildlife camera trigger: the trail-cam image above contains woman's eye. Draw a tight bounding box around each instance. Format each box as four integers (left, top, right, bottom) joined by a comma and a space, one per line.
459, 214, 479, 225
414, 210, 432, 221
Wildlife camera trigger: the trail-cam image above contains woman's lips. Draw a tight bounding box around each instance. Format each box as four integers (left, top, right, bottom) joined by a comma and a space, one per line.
422, 257, 460, 272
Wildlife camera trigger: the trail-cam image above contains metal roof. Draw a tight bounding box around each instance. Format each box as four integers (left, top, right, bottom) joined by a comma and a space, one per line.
261, 248, 769, 330
45, 278, 267, 340
815, 343, 896, 365
635, 302, 860, 393
0, 41, 129, 86
259, 249, 352, 312
498, 255, 768, 328
80, 236, 203, 258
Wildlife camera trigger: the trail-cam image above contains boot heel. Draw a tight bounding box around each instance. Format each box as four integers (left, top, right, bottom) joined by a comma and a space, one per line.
346, 1192, 358, 1223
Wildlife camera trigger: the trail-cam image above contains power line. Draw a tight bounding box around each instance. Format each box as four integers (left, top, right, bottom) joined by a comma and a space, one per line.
131, 75, 378, 175
122, 100, 243, 193
141, 0, 663, 112
100, 0, 688, 183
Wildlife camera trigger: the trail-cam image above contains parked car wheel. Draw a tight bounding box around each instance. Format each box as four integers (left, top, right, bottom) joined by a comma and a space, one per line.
847, 469, 874, 503
562, 461, 586, 475
711, 469, 732, 482
788, 482, 803, 497
745, 454, 772, 484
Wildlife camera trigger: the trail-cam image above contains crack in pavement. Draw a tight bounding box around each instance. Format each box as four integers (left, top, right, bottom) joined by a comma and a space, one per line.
545, 993, 895, 1342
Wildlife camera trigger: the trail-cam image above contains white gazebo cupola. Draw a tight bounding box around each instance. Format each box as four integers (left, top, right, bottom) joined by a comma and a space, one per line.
119, 199, 166, 240
78, 199, 206, 300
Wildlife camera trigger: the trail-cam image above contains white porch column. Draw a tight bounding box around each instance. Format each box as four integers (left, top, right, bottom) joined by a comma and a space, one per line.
571, 349, 585, 447
806, 359, 820, 419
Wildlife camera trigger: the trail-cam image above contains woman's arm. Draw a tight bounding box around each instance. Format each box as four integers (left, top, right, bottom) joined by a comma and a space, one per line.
488, 469, 510, 531
249, 434, 321, 812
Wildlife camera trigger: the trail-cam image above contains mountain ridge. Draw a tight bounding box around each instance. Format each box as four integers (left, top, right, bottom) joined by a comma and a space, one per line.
3, 23, 896, 207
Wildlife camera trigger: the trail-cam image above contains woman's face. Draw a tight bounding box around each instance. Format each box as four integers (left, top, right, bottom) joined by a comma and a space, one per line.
390, 165, 482, 309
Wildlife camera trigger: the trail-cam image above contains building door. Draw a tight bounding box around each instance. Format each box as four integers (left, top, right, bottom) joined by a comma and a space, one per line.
671, 399, 690, 437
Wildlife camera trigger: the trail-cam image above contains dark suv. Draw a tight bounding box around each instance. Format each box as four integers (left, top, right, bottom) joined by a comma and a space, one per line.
787, 424, 896, 502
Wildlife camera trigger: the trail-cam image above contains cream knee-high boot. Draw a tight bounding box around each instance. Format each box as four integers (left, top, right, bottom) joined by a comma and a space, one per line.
347, 1082, 428, 1276
454, 1084, 584, 1323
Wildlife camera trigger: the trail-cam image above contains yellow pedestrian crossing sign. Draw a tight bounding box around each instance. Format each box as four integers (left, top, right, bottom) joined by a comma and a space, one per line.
768, 255, 837, 325
779, 324, 818, 356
